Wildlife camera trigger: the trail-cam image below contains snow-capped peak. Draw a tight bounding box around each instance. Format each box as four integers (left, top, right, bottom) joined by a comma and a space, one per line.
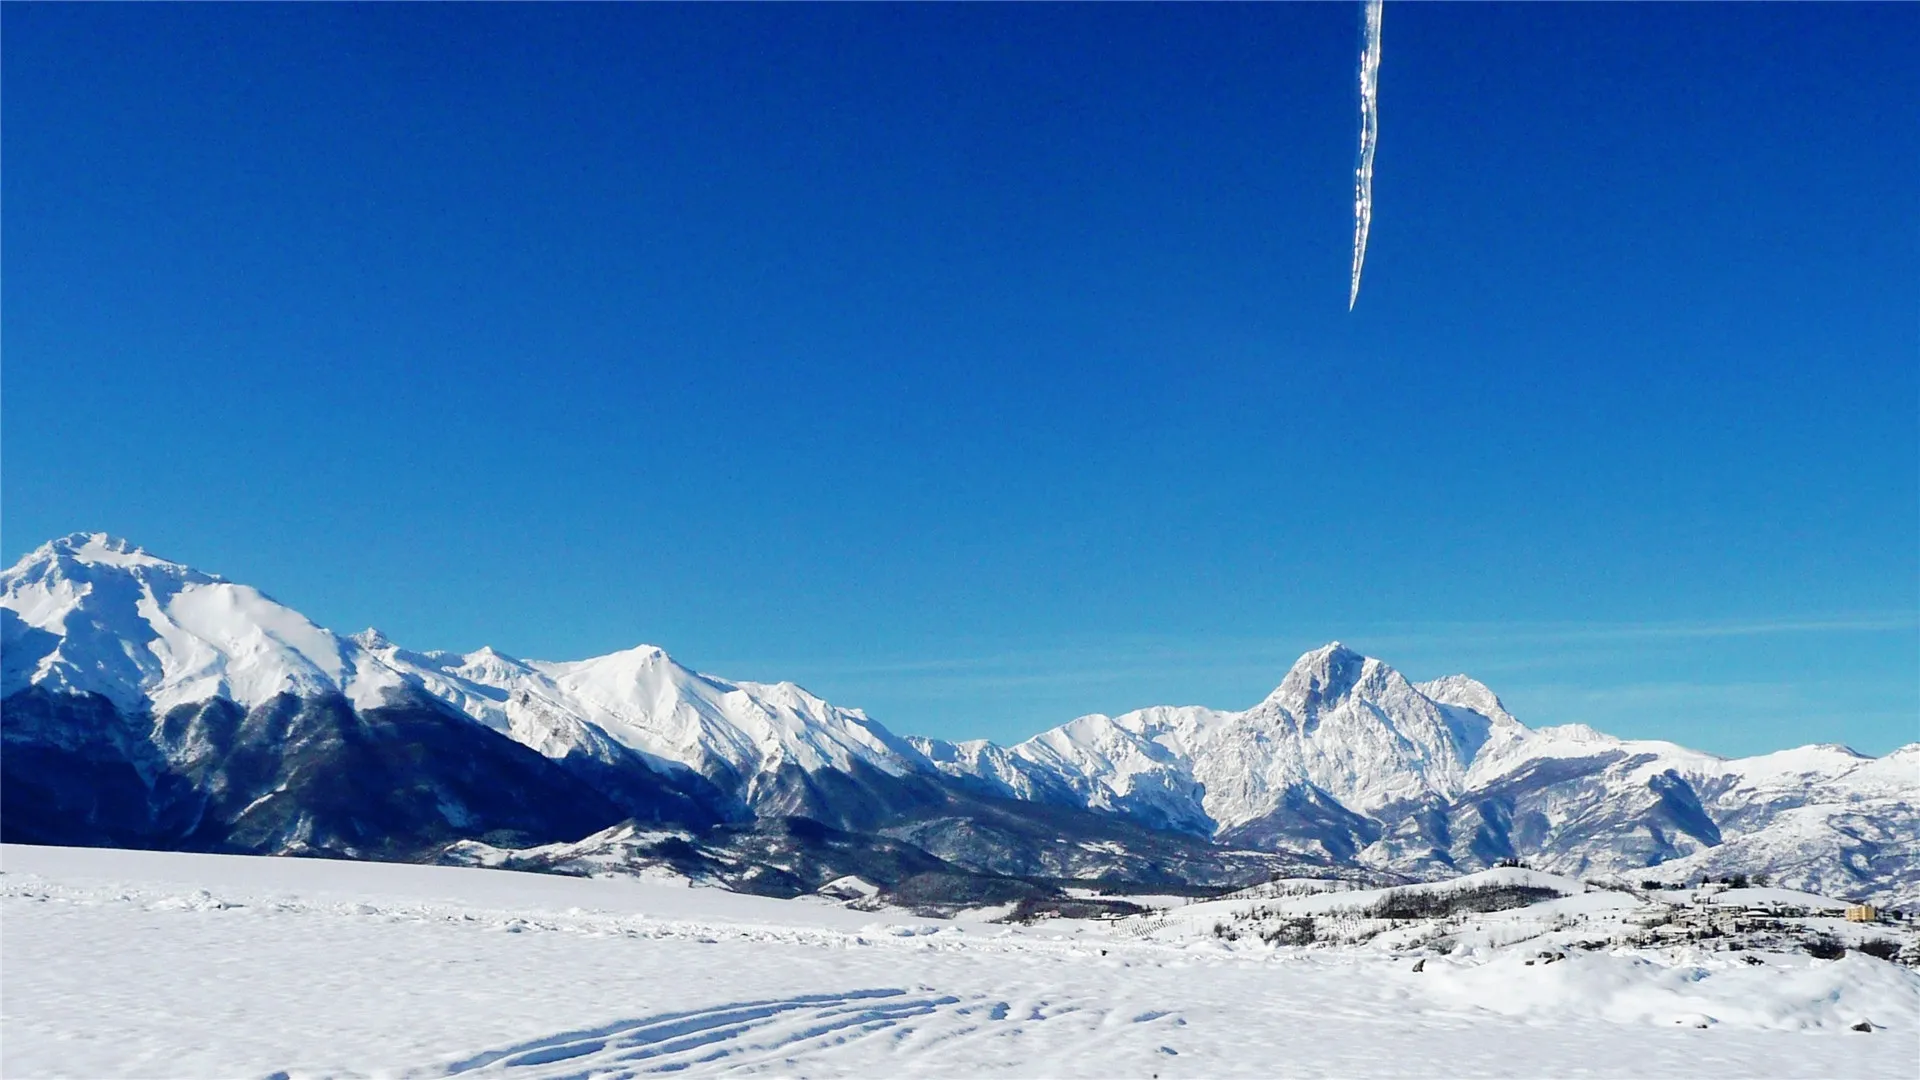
1261, 641, 1372, 715
3, 535, 345, 713
36, 532, 202, 574
529, 647, 924, 783
9, 534, 217, 603
926, 644, 1548, 840
1239, 646, 1482, 794
2, 538, 929, 812
1416, 674, 1521, 730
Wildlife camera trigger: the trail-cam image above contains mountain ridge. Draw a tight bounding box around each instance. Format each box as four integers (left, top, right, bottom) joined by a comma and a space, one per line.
5, 533, 1913, 905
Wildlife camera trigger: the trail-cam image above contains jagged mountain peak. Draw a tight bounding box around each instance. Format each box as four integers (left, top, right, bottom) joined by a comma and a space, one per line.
547, 643, 679, 686
596, 642, 672, 665
462, 644, 519, 664
9, 533, 213, 587
1258, 642, 1413, 718
1281, 640, 1366, 688
45, 531, 148, 560
1806, 742, 1868, 758
3, 534, 347, 712
925, 644, 1520, 842
1416, 673, 1516, 724
1416, 673, 1529, 764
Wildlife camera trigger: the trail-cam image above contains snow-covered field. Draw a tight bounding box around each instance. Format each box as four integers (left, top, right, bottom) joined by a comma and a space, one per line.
4, 846, 1916, 1079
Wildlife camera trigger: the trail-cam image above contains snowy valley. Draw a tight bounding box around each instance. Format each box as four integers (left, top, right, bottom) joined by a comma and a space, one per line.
3, 844, 1916, 1078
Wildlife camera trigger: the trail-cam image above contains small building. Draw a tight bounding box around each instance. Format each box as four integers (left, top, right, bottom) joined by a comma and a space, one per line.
1845, 904, 1879, 923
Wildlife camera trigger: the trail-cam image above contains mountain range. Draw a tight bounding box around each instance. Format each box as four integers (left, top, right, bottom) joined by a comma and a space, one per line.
4, 533, 1913, 906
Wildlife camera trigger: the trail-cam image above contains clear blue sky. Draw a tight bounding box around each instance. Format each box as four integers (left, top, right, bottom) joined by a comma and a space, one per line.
6, 4, 1915, 756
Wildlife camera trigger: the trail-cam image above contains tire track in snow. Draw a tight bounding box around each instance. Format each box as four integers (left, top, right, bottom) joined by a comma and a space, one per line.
412, 990, 955, 1078
400, 989, 1187, 1079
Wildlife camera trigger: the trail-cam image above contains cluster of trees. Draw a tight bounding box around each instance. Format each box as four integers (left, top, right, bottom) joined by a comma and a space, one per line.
1851, 937, 1902, 962
1210, 915, 1318, 946
1637, 873, 1769, 891
1364, 883, 1564, 920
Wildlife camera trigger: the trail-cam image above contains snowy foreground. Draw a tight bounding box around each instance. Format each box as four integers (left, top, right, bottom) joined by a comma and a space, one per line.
4, 846, 1917, 1079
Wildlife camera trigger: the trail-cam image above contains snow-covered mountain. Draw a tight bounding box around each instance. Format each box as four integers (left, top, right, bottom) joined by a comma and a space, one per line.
3, 534, 368, 715
4, 534, 1914, 903
911, 647, 1530, 850
1, 534, 930, 828
5, 534, 919, 776
0, 535, 1299, 885
917, 644, 1917, 903
345, 632, 936, 821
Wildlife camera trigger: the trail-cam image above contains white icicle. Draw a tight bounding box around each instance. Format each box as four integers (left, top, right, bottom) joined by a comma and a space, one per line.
1350, 0, 1383, 310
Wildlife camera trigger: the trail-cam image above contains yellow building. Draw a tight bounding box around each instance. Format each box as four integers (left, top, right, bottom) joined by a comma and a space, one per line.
1844, 904, 1878, 923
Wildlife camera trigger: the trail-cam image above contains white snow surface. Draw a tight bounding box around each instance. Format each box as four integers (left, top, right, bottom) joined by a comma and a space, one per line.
4, 845, 1916, 1079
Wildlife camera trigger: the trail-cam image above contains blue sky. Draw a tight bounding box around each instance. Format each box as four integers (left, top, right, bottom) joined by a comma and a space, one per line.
5, 4, 1915, 756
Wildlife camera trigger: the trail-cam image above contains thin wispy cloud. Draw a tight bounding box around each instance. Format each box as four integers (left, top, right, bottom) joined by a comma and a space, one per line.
1504, 677, 1920, 753
1479, 614, 1917, 642
727, 612, 1917, 686
700, 610, 1915, 753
